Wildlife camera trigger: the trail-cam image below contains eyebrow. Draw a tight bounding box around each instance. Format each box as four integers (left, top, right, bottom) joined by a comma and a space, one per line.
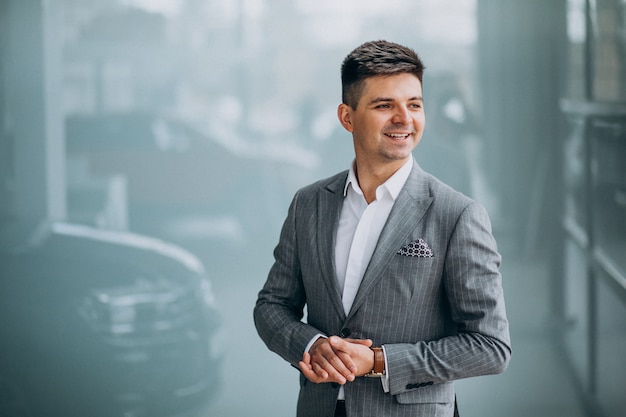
367, 96, 423, 105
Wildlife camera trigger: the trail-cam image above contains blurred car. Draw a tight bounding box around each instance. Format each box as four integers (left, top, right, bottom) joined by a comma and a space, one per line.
0, 222, 223, 417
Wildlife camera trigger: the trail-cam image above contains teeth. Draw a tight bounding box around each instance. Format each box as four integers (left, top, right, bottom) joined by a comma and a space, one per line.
387, 133, 409, 138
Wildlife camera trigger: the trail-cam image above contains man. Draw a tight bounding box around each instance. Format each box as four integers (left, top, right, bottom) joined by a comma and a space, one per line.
254, 40, 511, 417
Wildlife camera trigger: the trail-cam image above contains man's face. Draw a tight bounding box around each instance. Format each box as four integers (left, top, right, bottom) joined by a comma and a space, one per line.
338, 73, 425, 169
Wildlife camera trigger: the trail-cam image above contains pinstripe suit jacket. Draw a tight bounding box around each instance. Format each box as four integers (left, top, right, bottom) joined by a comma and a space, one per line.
254, 160, 511, 417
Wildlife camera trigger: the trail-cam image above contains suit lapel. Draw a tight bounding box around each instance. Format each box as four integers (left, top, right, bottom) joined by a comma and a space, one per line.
347, 163, 433, 319
317, 173, 349, 320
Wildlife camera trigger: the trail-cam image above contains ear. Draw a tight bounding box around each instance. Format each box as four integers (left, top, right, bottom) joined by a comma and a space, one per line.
337, 103, 354, 133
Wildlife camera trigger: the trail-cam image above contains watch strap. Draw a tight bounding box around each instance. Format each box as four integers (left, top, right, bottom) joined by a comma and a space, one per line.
365, 346, 385, 377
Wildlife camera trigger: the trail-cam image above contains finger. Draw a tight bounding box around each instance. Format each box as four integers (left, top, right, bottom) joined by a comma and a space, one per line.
299, 361, 325, 383
323, 338, 357, 374
301, 353, 323, 378
304, 343, 354, 384
300, 353, 331, 383
316, 356, 348, 384
331, 337, 378, 377
329, 337, 372, 372
312, 349, 344, 381
319, 339, 355, 380
335, 350, 357, 376
310, 339, 353, 383
311, 359, 330, 379
301, 361, 346, 385
299, 360, 311, 374
305, 357, 345, 384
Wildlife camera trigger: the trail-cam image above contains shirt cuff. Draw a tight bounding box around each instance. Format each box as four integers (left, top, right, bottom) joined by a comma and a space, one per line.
305, 334, 326, 353
381, 345, 390, 392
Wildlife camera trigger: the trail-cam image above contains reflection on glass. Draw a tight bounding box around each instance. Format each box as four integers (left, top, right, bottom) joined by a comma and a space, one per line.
590, 120, 626, 276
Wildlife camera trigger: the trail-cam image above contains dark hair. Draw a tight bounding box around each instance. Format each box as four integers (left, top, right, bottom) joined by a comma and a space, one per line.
341, 40, 425, 108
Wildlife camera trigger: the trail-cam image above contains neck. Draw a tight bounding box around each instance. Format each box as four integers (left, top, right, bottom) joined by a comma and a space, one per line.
354, 158, 408, 204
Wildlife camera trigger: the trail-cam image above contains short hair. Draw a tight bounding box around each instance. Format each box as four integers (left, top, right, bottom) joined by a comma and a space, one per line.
341, 40, 425, 109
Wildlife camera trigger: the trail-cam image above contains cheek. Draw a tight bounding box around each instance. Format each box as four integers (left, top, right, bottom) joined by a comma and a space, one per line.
415, 115, 426, 131
356, 118, 382, 136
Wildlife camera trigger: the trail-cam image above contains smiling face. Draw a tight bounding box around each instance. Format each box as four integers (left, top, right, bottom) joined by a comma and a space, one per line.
338, 73, 425, 173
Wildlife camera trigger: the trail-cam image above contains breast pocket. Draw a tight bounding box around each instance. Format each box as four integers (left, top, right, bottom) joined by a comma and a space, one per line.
387, 253, 442, 300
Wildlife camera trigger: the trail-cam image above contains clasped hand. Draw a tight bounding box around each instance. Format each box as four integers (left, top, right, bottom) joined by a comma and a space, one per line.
298, 336, 374, 384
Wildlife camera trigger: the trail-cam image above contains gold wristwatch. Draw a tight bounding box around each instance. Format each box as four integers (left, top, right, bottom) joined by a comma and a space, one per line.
364, 346, 385, 377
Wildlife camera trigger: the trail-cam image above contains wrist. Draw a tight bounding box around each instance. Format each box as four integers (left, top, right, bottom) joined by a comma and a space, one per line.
309, 336, 326, 354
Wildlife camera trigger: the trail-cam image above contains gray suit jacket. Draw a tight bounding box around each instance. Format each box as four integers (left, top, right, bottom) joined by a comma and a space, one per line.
254, 161, 511, 417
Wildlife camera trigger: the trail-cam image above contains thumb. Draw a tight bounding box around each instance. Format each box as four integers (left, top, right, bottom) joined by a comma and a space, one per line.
344, 338, 373, 347
329, 336, 344, 348
329, 336, 353, 352
329, 336, 361, 352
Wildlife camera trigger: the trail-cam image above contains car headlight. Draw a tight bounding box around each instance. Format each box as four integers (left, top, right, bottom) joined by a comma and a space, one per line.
77, 276, 192, 339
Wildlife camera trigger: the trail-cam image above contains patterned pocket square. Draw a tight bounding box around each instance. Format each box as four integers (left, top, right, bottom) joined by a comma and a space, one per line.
397, 238, 434, 257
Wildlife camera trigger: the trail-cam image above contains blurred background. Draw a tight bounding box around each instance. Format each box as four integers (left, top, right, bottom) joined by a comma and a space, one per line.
0, 0, 624, 416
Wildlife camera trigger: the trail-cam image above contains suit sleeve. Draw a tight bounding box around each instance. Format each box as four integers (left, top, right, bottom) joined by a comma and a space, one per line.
253, 191, 324, 367
384, 201, 511, 396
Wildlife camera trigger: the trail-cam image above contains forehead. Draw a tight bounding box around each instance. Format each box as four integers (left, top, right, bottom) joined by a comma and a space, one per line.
361, 73, 423, 98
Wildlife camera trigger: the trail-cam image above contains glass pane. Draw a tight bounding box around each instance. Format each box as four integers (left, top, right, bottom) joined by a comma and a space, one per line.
566, 0, 588, 100
590, 119, 626, 276
563, 239, 591, 389
592, 0, 626, 101
596, 277, 626, 417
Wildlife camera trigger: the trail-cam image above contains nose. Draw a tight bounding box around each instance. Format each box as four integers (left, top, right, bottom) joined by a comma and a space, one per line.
392, 106, 411, 124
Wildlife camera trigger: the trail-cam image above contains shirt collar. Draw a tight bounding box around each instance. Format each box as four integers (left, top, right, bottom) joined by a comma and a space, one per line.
343, 158, 413, 201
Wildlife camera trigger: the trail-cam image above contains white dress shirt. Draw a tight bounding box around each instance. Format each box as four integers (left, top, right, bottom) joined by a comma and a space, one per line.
332, 157, 413, 398
335, 158, 413, 313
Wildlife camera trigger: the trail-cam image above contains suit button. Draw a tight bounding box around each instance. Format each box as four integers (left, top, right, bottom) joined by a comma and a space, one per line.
340, 328, 351, 337
331, 383, 339, 389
